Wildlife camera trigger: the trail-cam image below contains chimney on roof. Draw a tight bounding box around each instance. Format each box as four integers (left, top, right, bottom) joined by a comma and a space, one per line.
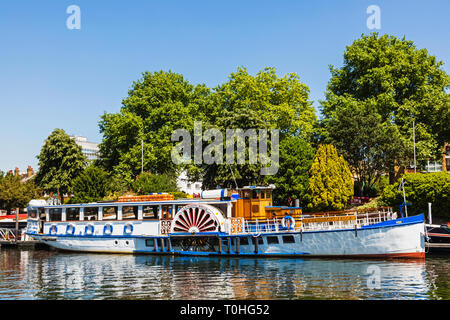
27, 166, 34, 178
14, 167, 19, 176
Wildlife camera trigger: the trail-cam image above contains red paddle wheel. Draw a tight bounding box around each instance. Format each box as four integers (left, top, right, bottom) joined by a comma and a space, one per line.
170, 204, 225, 233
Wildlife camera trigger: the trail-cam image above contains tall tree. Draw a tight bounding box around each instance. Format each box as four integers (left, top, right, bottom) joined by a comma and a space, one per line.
264, 135, 315, 206
35, 128, 87, 203
306, 144, 353, 212
97, 70, 210, 186
0, 173, 41, 213
199, 67, 317, 188
321, 33, 450, 185
70, 165, 110, 203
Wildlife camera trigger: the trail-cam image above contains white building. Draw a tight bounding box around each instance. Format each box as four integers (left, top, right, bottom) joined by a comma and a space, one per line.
70, 135, 100, 161
177, 171, 202, 196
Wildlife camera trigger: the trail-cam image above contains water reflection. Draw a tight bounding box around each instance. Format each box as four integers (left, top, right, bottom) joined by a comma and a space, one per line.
0, 248, 448, 300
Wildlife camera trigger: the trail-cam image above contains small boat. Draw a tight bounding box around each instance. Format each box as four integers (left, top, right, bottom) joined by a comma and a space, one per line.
426, 223, 450, 244
25, 186, 425, 258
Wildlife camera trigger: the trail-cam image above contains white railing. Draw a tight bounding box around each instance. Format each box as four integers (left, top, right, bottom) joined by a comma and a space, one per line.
0, 228, 18, 241
226, 208, 395, 235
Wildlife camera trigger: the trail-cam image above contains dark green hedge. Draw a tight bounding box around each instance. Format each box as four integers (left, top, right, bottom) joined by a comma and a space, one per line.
381, 172, 450, 221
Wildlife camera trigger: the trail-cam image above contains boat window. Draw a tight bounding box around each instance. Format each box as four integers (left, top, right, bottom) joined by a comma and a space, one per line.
260, 191, 265, 199
143, 206, 158, 219
84, 207, 98, 221
102, 206, 117, 220
66, 208, 80, 221
122, 206, 137, 220
282, 235, 295, 244
28, 209, 37, 219
252, 237, 264, 245
240, 237, 249, 245
242, 191, 250, 199
252, 190, 259, 199
161, 205, 173, 219
145, 238, 155, 247
266, 191, 271, 199
267, 236, 279, 244
49, 208, 62, 221
39, 208, 45, 220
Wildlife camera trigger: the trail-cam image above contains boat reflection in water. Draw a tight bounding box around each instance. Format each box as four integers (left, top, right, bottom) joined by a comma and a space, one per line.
1, 249, 446, 300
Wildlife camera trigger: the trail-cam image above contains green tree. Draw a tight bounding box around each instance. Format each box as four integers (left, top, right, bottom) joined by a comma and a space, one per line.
306, 144, 354, 212
132, 172, 178, 195
0, 173, 41, 213
97, 70, 210, 186
381, 172, 450, 221
323, 100, 406, 195
35, 128, 87, 203
321, 33, 450, 184
70, 165, 110, 203
200, 67, 317, 188
265, 136, 315, 206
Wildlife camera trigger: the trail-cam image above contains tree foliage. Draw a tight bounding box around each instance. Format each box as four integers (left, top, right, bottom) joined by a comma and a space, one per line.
35, 128, 87, 202
381, 172, 450, 220
265, 136, 315, 206
97, 70, 210, 187
321, 33, 450, 187
200, 67, 317, 188
132, 172, 179, 195
0, 173, 41, 213
70, 165, 110, 203
306, 144, 354, 212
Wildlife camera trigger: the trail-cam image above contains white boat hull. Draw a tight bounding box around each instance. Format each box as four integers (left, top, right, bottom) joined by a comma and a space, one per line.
28, 214, 425, 258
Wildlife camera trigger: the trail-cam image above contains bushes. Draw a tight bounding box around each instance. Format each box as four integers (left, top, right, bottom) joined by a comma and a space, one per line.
381, 172, 450, 220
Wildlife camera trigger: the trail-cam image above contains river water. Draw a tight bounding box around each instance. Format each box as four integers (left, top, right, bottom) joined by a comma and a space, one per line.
0, 247, 448, 300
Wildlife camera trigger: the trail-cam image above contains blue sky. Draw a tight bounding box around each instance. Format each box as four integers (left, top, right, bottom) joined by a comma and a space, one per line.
0, 0, 449, 172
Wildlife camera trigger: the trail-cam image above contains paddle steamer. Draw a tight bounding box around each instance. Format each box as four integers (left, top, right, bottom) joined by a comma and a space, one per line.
26, 186, 425, 258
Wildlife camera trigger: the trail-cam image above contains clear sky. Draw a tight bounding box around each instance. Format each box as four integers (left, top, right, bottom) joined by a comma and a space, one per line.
1, 0, 449, 173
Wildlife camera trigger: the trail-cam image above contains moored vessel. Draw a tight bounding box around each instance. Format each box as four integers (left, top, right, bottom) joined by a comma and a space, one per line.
25, 186, 425, 258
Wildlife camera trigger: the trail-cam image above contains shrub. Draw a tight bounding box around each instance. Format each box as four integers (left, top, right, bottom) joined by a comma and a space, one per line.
381, 172, 450, 220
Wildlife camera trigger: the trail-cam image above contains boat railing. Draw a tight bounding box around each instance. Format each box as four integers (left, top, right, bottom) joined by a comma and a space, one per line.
226, 207, 395, 235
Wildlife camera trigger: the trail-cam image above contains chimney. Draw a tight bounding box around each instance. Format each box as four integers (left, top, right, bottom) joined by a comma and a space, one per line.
27, 166, 34, 178
14, 167, 19, 176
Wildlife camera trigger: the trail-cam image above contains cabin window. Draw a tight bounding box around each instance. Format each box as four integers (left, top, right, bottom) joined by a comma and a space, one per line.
252, 190, 259, 199
28, 209, 37, 219
84, 207, 98, 221
49, 208, 62, 221
143, 206, 158, 219
103, 206, 117, 220
267, 236, 279, 244
145, 238, 155, 247
39, 208, 45, 220
266, 191, 271, 199
282, 235, 295, 244
240, 237, 249, 245
252, 237, 264, 245
242, 191, 250, 199
66, 208, 80, 221
122, 206, 137, 220
161, 205, 172, 219
260, 191, 265, 199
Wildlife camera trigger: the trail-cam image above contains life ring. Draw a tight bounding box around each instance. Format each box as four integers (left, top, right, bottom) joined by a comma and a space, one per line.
65, 224, 76, 235
103, 223, 113, 235
123, 223, 133, 235
281, 216, 296, 230
49, 224, 58, 234
85, 224, 95, 235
